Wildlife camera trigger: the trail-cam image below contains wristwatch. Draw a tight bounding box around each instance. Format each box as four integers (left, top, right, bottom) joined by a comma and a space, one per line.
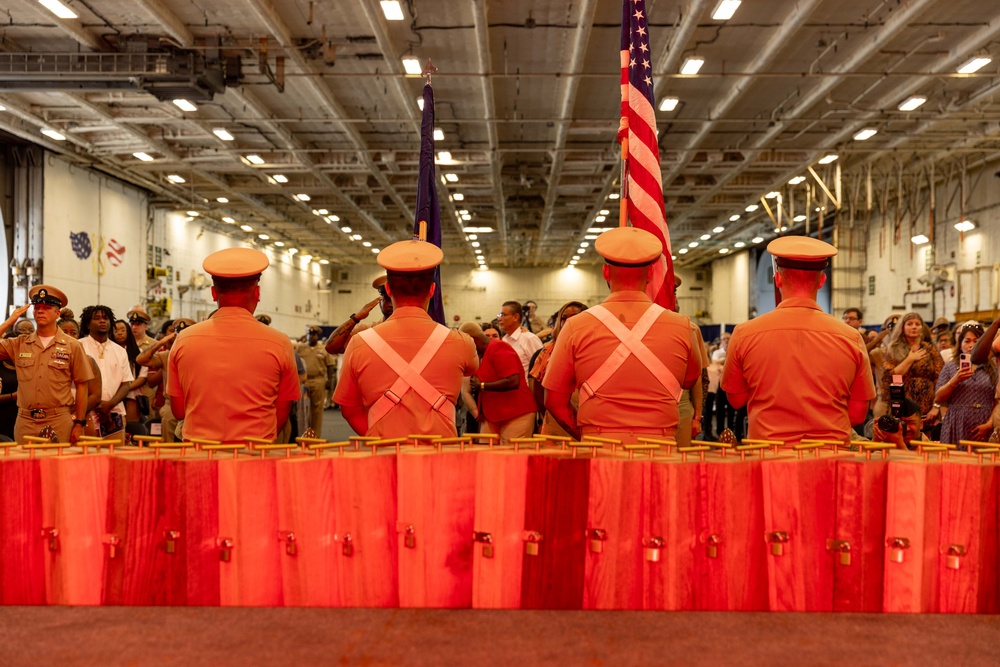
349, 314, 361, 324
479, 381, 486, 391
73, 419, 87, 426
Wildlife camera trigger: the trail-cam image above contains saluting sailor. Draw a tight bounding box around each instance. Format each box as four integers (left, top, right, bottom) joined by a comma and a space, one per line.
543, 226, 701, 443
334, 239, 478, 438
0, 285, 93, 444
720, 236, 875, 444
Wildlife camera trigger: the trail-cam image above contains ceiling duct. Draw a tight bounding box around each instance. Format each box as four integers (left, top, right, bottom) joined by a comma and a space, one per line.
0, 45, 231, 102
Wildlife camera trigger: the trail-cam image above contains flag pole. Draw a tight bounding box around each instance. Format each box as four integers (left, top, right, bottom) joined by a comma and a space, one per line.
619, 136, 629, 228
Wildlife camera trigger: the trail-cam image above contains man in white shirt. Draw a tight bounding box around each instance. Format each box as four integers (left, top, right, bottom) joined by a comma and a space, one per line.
79, 305, 134, 439
498, 300, 543, 376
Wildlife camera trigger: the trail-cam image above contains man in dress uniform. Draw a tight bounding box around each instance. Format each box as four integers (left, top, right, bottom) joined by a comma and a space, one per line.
543, 227, 701, 443
0, 285, 93, 443
324, 274, 392, 355
168, 248, 300, 442
297, 325, 336, 434
334, 240, 478, 438
720, 236, 875, 444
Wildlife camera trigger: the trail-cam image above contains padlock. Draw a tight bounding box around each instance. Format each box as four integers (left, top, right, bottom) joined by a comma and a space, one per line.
219, 537, 233, 563
706, 534, 721, 559
946, 544, 966, 570
887, 537, 910, 564
473, 531, 494, 559
523, 531, 543, 556
342, 533, 354, 557
404, 526, 416, 549
281, 531, 297, 556
643, 536, 664, 563
587, 528, 607, 554
766, 531, 789, 556
164, 530, 180, 555
40, 527, 59, 553
826, 539, 851, 566
105, 534, 120, 560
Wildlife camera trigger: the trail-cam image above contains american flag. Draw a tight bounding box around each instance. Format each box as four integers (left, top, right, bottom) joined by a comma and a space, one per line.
619, 0, 676, 310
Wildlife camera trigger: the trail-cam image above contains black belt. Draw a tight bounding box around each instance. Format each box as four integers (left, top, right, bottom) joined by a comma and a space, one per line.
19, 406, 71, 419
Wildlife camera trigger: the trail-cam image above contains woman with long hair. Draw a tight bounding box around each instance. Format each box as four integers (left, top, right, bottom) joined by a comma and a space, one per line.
882, 312, 944, 423
935, 321, 997, 446
528, 300, 587, 436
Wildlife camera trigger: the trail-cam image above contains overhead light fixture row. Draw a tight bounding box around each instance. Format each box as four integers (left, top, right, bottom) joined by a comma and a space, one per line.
658, 97, 680, 112
711, 0, 741, 21
380, 1, 405, 21
680, 56, 705, 75
38, 0, 77, 20
898, 95, 927, 111
853, 128, 878, 141
957, 56, 992, 74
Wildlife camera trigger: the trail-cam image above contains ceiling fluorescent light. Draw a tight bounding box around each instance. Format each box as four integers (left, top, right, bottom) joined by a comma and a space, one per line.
680, 56, 705, 75
853, 128, 878, 141
679, 248, 689, 255
608, 193, 620, 200
41, 128, 65, 141
167, 174, 185, 183
745, 204, 758, 212
793, 214, 807, 222
729, 214, 740, 221
273, 174, 288, 183
133, 152, 154, 162
38, 0, 77, 20
954, 220, 976, 232
295, 193, 311, 201
700, 234, 711, 241
445, 173, 458, 182
453, 193, 465, 201
212, 128, 234, 141
172, 99, 197, 112
433, 128, 444, 141
240, 225, 253, 232
216, 197, 228, 203
402, 57, 423, 75
417, 97, 424, 111
711, 0, 741, 21
788, 176, 806, 185
957, 56, 992, 74
436, 151, 453, 164
765, 191, 779, 199
734, 241, 746, 248
245, 154, 265, 165
658, 97, 679, 112
713, 226, 725, 233
752, 236, 763, 244
719, 248, 730, 254
898, 95, 927, 111
818, 154, 839, 164
911, 234, 929, 245
222, 217, 235, 223
380, 0, 404, 21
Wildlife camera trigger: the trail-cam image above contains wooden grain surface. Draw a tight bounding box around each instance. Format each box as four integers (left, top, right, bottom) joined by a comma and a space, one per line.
883, 460, 942, 613
276, 456, 336, 607
0, 457, 45, 604
472, 451, 529, 609
832, 459, 888, 613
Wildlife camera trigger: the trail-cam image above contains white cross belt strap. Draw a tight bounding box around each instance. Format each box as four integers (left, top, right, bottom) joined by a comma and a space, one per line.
578, 303, 683, 407
358, 326, 455, 431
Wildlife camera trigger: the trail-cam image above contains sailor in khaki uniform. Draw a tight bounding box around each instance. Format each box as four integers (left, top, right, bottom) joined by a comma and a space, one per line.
334, 240, 478, 438
543, 227, 701, 442
297, 325, 336, 434
168, 248, 301, 442
720, 236, 875, 444
0, 285, 93, 443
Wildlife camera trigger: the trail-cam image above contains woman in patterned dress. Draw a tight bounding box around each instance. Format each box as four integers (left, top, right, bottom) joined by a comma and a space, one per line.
935, 321, 996, 446
882, 312, 944, 423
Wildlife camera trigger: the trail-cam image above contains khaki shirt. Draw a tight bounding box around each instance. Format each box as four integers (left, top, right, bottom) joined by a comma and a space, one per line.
296, 342, 335, 380
720, 297, 876, 444
0, 332, 93, 409
543, 291, 701, 435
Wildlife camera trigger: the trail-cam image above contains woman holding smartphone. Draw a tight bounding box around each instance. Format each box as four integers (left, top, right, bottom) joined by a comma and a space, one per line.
882, 312, 944, 426
935, 321, 996, 446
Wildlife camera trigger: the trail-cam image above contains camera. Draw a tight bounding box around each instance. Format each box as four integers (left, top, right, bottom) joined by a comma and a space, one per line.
888, 374, 905, 419
877, 414, 900, 433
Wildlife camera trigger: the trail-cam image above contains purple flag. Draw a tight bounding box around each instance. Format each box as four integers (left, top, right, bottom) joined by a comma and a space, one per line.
414, 82, 445, 325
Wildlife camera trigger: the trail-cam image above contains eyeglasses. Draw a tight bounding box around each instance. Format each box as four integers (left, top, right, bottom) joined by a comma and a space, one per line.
497, 312, 507, 319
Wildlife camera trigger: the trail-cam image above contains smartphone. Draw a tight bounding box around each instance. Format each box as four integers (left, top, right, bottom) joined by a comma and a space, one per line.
960, 353, 972, 371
